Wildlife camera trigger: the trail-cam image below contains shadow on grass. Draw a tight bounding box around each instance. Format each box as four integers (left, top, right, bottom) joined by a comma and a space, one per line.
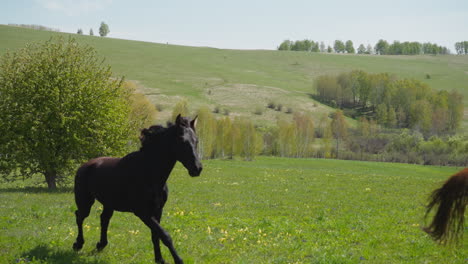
18, 245, 108, 264
0, 186, 73, 193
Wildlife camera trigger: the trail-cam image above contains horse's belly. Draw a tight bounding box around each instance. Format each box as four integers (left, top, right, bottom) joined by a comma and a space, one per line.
95, 194, 134, 212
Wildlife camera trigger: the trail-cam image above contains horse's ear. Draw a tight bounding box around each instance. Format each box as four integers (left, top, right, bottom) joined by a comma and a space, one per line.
140, 128, 149, 143
175, 114, 182, 126
191, 115, 198, 131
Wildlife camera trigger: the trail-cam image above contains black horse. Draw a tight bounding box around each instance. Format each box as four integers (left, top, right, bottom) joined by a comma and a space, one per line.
73, 115, 202, 264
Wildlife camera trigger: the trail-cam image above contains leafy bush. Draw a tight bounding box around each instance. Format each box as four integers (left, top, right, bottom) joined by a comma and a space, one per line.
0, 37, 134, 188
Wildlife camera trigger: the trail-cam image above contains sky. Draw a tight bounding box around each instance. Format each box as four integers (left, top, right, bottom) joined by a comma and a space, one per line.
1, 0, 467, 51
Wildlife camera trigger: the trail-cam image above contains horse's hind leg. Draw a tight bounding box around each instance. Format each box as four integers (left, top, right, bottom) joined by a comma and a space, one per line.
73, 194, 94, 251
96, 206, 114, 251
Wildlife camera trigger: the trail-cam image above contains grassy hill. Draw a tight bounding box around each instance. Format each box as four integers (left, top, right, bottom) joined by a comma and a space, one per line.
1, 24, 467, 130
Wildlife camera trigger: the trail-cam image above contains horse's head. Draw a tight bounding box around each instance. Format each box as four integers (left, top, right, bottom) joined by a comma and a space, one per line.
173, 114, 203, 177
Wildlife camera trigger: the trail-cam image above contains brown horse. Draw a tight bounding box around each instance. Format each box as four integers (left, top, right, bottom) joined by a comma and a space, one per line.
73, 115, 202, 264
424, 168, 468, 243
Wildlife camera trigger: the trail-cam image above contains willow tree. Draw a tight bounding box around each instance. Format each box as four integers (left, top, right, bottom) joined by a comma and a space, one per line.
196, 106, 216, 159
0, 37, 134, 189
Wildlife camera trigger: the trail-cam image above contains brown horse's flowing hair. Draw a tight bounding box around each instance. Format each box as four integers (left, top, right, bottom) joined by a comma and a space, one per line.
424, 168, 468, 243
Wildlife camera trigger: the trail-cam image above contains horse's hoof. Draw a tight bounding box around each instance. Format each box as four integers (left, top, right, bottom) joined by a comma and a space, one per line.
73, 242, 83, 251
96, 241, 108, 251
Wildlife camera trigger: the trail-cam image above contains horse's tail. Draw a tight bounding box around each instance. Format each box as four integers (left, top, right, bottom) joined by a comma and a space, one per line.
424, 168, 468, 243
74, 160, 96, 207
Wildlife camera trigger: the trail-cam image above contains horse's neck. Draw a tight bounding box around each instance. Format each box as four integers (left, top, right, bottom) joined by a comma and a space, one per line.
141, 149, 177, 186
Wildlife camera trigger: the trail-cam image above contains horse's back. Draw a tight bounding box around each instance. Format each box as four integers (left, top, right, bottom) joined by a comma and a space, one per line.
75, 157, 120, 181
75, 157, 121, 196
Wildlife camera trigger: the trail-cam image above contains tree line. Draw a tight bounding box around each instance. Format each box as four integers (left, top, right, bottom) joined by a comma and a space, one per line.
278, 39, 451, 55
77, 22, 109, 37
374, 40, 449, 55
172, 100, 468, 167
315, 71, 464, 137
454, 41, 468, 54
8, 24, 60, 32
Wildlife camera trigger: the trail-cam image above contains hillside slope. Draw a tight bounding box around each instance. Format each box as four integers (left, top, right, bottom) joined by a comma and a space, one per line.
1, 25, 467, 129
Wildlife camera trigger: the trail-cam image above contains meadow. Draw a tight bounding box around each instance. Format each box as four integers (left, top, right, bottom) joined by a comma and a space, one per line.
0, 25, 467, 130
0, 25, 467, 263
1, 157, 466, 263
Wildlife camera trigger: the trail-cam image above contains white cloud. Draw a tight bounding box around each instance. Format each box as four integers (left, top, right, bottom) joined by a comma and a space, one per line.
35, 0, 113, 16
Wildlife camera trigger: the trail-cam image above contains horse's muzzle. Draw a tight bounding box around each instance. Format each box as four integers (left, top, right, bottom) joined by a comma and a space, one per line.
189, 166, 202, 177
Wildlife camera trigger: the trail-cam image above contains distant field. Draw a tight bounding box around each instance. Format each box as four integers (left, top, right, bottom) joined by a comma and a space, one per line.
0, 157, 466, 263
1, 24, 467, 130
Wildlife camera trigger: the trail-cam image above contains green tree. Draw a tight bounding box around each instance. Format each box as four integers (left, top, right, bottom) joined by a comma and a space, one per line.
409, 100, 432, 136
277, 118, 296, 157
331, 110, 348, 158
396, 107, 407, 128
376, 104, 388, 125
375, 39, 389, 55
215, 116, 233, 158
231, 118, 243, 158
0, 37, 133, 189
278, 40, 292, 51
387, 106, 397, 128
358, 117, 370, 137
196, 106, 216, 159
333, 40, 345, 53
89, 28, 94, 36
293, 112, 315, 157
238, 118, 259, 161
315, 75, 340, 104
322, 118, 333, 158
311, 41, 320, 52
447, 91, 464, 132
77, 28, 83, 35
345, 40, 355, 54
356, 71, 371, 107
99, 21, 110, 37
357, 44, 366, 54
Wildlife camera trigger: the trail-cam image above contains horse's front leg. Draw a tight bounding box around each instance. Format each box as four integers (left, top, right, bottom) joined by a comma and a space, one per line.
152, 208, 165, 263
96, 207, 114, 251
138, 214, 183, 264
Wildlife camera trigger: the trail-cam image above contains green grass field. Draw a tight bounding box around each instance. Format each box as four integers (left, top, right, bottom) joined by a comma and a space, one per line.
1, 157, 466, 263
0, 25, 467, 263
0, 25, 467, 130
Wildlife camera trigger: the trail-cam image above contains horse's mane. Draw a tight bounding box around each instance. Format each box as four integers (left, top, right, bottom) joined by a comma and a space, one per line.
139, 122, 175, 150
